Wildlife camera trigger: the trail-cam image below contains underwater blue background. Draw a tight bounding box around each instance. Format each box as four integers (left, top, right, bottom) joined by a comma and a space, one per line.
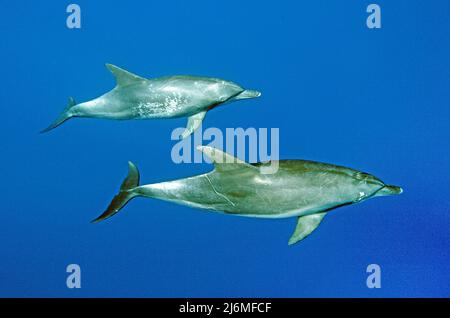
1, 0, 449, 297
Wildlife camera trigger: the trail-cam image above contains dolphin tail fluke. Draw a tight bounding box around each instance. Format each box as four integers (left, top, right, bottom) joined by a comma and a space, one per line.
91, 161, 140, 223
40, 97, 77, 133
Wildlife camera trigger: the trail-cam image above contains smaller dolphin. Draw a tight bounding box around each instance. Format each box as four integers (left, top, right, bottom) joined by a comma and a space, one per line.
92, 147, 403, 245
41, 64, 261, 137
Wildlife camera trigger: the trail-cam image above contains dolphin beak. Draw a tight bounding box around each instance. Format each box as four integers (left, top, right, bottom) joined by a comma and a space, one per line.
235, 90, 261, 100
375, 185, 403, 196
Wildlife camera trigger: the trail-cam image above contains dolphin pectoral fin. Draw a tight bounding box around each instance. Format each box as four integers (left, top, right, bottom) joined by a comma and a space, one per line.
196, 145, 257, 172
181, 111, 207, 139
288, 213, 327, 245
105, 63, 147, 87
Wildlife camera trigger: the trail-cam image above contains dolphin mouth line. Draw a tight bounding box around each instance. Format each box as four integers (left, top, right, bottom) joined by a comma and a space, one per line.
372, 185, 404, 197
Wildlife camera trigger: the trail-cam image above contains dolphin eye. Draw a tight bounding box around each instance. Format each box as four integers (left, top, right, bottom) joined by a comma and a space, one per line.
354, 172, 384, 186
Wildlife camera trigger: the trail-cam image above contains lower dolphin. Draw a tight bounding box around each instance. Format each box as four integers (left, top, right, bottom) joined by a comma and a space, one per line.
41, 64, 261, 138
92, 146, 403, 245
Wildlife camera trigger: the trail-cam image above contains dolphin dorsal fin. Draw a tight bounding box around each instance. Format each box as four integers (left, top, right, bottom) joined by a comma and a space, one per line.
105, 63, 147, 87
196, 146, 257, 172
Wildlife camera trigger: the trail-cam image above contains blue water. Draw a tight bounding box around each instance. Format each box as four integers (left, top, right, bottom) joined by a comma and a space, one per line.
1, 1, 448, 297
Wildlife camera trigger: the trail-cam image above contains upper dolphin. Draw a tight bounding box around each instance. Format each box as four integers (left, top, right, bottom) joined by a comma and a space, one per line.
92, 146, 403, 245
41, 64, 261, 137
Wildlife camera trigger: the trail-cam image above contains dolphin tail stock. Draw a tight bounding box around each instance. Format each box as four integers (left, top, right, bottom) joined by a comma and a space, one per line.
91, 161, 140, 223
40, 97, 77, 133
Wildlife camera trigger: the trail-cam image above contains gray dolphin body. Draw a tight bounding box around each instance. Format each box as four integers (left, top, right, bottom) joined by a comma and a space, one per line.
93, 147, 402, 245
41, 64, 261, 137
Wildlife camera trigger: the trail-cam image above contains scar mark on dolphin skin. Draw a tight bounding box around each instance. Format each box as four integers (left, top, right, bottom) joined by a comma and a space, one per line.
204, 175, 236, 207
227, 191, 246, 198
254, 187, 271, 205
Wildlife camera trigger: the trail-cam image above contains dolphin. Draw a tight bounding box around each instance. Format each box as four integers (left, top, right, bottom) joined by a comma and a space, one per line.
41, 64, 261, 138
92, 146, 403, 245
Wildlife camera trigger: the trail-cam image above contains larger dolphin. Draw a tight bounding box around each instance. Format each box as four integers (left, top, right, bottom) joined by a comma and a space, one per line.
93, 147, 403, 245
41, 64, 261, 138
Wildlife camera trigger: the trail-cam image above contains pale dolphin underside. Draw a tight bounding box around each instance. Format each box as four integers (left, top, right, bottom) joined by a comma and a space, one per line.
92, 147, 403, 245
41, 64, 261, 138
